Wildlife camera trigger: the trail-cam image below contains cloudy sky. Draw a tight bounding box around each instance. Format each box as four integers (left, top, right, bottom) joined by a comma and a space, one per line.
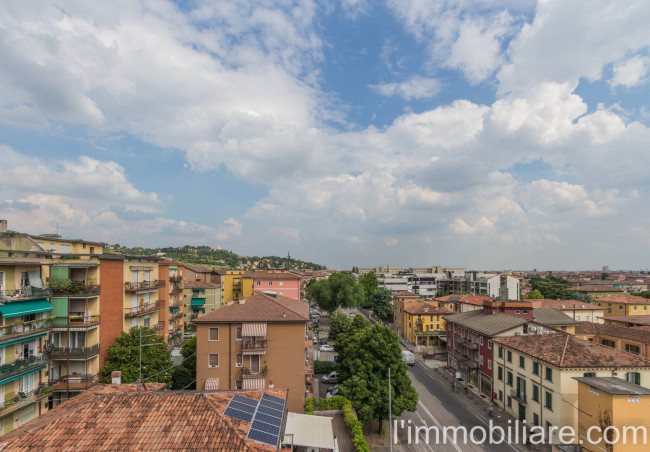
1, 0, 649, 270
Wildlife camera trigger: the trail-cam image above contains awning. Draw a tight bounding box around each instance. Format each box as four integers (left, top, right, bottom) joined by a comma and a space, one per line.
0, 332, 47, 347
283, 412, 335, 450
170, 307, 181, 313
0, 365, 46, 386
242, 378, 266, 390
0, 300, 53, 318
242, 323, 267, 337
190, 298, 205, 306
242, 350, 266, 355
204, 378, 220, 390
27, 271, 42, 288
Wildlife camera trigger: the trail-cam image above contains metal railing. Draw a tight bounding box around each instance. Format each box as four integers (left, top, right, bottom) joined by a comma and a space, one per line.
124, 300, 165, 317
0, 287, 51, 301
0, 355, 50, 381
124, 280, 164, 291
50, 373, 99, 391
242, 366, 267, 377
242, 339, 267, 350
153, 321, 165, 331
0, 385, 52, 415
52, 314, 100, 328
510, 389, 527, 404
51, 343, 100, 359
52, 285, 100, 297
0, 319, 52, 344
169, 311, 183, 322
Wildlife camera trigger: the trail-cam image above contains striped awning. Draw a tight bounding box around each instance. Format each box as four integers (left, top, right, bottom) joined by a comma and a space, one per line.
242, 377, 266, 390
242, 323, 267, 337
242, 349, 266, 355
204, 378, 220, 390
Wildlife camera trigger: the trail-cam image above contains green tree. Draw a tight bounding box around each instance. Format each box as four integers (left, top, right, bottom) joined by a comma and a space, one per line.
435, 288, 448, 298
328, 311, 353, 343
358, 272, 379, 308
527, 289, 544, 299
101, 328, 174, 385
171, 336, 197, 389
181, 336, 197, 371
306, 272, 362, 314
601, 273, 610, 280
529, 275, 574, 299
338, 323, 418, 433
371, 288, 393, 321
570, 292, 594, 303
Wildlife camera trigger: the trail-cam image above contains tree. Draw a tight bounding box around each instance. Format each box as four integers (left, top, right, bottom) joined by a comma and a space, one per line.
601, 273, 610, 280
435, 288, 448, 298
570, 292, 594, 303
371, 288, 393, 321
328, 311, 353, 342
101, 328, 174, 385
337, 323, 418, 433
171, 336, 197, 389
529, 275, 574, 299
306, 272, 362, 314
358, 272, 379, 308
527, 289, 544, 299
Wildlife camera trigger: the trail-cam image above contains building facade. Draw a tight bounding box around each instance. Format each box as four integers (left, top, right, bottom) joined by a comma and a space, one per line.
184, 281, 223, 326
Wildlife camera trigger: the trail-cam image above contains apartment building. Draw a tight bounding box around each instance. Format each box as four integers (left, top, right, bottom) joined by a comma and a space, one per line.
576, 322, 650, 359
400, 302, 451, 348
221, 270, 246, 303
184, 265, 223, 284
493, 333, 650, 445
436, 294, 493, 313
592, 294, 650, 316
194, 292, 311, 413
392, 292, 426, 339
531, 307, 580, 334
528, 299, 605, 323
245, 270, 302, 301
184, 280, 223, 324
158, 261, 185, 345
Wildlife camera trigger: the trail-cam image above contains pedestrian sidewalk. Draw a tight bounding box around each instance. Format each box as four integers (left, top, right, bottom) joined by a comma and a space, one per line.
416, 357, 550, 452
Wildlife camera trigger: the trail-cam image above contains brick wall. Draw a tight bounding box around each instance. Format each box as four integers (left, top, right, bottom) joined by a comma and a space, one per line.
99, 258, 125, 369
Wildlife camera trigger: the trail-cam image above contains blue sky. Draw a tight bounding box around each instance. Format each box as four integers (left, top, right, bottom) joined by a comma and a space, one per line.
1, 0, 650, 270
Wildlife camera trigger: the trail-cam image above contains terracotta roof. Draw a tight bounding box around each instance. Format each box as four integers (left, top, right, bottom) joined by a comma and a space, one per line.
243, 271, 301, 280
194, 293, 309, 323
574, 322, 650, 344
532, 299, 603, 310
575, 321, 599, 335
393, 291, 419, 297
592, 294, 650, 304
443, 310, 528, 336
494, 334, 650, 368
532, 307, 580, 326
157, 260, 184, 266
184, 280, 222, 289
185, 265, 214, 273
575, 285, 623, 292
601, 315, 650, 326
437, 294, 494, 306
403, 302, 453, 315
0, 384, 286, 451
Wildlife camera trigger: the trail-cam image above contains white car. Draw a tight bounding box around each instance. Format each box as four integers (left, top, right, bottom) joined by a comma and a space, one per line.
320, 344, 334, 352
349, 313, 355, 318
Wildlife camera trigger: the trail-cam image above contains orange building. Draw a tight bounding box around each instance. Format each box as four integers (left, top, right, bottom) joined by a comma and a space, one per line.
157, 260, 185, 345
194, 293, 311, 413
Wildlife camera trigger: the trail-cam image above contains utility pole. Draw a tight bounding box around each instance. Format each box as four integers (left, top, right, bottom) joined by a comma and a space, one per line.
388, 367, 393, 452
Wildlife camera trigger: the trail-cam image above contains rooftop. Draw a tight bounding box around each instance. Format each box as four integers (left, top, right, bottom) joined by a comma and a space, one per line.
532, 307, 580, 326
243, 271, 301, 280
592, 294, 650, 304
194, 293, 309, 323
403, 302, 453, 315
437, 294, 494, 306
494, 334, 650, 368
573, 377, 650, 396
443, 310, 528, 336
184, 265, 214, 273
0, 384, 287, 451
531, 299, 602, 310
392, 291, 419, 297
575, 285, 623, 292
184, 280, 222, 289
574, 322, 650, 344
601, 315, 650, 326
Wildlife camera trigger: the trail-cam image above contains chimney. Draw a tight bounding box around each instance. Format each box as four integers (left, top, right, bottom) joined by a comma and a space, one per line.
111, 371, 122, 384
0, 220, 6, 234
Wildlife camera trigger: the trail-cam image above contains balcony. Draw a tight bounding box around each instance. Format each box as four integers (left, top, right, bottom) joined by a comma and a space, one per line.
0, 287, 51, 302
52, 314, 100, 329
51, 343, 100, 360
153, 321, 165, 331
169, 298, 183, 308
242, 338, 267, 351
169, 311, 183, 322
414, 330, 447, 337
305, 356, 314, 375
51, 284, 100, 297
0, 355, 50, 383
0, 386, 52, 417
124, 300, 165, 317
455, 335, 478, 351
0, 318, 52, 345
50, 373, 99, 392
124, 280, 164, 292
510, 389, 527, 405
169, 275, 183, 283
242, 366, 267, 378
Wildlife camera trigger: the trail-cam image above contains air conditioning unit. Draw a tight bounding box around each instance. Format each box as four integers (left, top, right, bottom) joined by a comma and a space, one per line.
530, 327, 537, 331
515, 332, 523, 336
536, 330, 543, 335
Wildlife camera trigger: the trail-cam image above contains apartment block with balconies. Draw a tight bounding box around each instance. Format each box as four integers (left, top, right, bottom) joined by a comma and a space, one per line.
158, 260, 185, 346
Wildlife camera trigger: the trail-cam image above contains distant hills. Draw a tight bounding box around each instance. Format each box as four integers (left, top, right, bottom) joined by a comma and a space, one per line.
107, 244, 326, 271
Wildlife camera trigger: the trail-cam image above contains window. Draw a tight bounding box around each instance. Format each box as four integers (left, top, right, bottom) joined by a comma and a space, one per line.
507, 396, 512, 407
634, 306, 637, 311
608, 308, 612, 313
519, 356, 525, 369
209, 354, 219, 368
209, 327, 219, 341
488, 359, 492, 370
576, 315, 581, 321
59, 244, 71, 254
545, 367, 553, 382
49, 243, 56, 252
480, 337, 484, 345
533, 362, 540, 376
256, 281, 261, 286
532, 384, 539, 402
235, 327, 242, 341
498, 347, 503, 358
507, 351, 512, 363
515, 310, 520, 314
235, 354, 243, 367
523, 310, 529, 314
488, 340, 492, 349
268, 282, 272, 286
627, 372, 641, 386
601, 339, 615, 348
498, 390, 503, 401
583, 372, 596, 377
280, 291, 283, 296
498, 367, 503, 381
545, 391, 553, 410
619, 306, 623, 311
507, 371, 513, 387
480, 356, 484, 365
626, 344, 641, 355
279, 281, 284, 287
89, 246, 95, 254
143, 315, 150, 327
235, 380, 243, 390
533, 413, 539, 426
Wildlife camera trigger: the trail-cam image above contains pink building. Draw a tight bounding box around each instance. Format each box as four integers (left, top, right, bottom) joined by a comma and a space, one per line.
246, 269, 303, 301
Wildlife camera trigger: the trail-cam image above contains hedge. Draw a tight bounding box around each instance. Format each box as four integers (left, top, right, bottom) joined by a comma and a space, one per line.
314, 360, 339, 375
304, 396, 369, 452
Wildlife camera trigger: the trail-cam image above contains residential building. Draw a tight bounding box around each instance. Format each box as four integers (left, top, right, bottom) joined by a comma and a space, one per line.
531, 307, 580, 334
245, 269, 303, 301
400, 302, 452, 349
602, 315, 650, 328
158, 260, 185, 345
184, 265, 223, 284
437, 273, 521, 301
528, 299, 605, 323
98, 255, 164, 367
221, 270, 246, 303
436, 294, 493, 313
445, 310, 553, 398
184, 280, 223, 324
574, 285, 624, 298
194, 292, 312, 413
575, 322, 650, 358
393, 292, 427, 339
493, 333, 650, 445
574, 377, 650, 452
378, 274, 410, 293
484, 300, 534, 319
592, 294, 650, 316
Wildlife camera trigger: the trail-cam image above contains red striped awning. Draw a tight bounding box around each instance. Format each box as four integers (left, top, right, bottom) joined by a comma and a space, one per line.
242, 323, 267, 337
242, 377, 266, 390
204, 378, 220, 390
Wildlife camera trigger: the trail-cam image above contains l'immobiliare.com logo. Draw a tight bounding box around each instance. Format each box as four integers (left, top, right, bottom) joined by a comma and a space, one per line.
393, 419, 648, 446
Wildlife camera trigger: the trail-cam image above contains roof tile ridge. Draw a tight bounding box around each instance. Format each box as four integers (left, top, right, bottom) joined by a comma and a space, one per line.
266, 294, 307, 318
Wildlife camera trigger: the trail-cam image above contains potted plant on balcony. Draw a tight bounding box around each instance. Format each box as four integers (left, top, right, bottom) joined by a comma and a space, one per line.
262, 366, 268, 377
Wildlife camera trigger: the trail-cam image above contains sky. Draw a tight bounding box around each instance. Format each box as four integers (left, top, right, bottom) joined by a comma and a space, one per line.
1, 0, 650, 271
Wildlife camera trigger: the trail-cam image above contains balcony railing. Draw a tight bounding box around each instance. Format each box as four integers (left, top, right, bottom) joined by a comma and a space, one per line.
124, 300, 165, 317
124, 280, 164, 291
51, 343, 100, 360
52, 285, 100, 297
0, 319, 52, 344
510, 389, 527, 404
0, 287, 51, 301
242, 339, 267, 350
50, 373, 99, 391
0, 355, 50, 381
305, 356, 314, 374
0, 385, 52, 416
52, 314, 100, 328
242, 366, 267, 378
153, 321, 165, 331
169, 311, 183, 322
169, 275, 183, 283
169, 298, 183, 308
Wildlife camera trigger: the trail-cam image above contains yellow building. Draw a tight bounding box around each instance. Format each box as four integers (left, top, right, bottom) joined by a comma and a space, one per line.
593, 295, 650, 316
184, 281, 223, 326
575, 376, 650, 452
401, 302, 452, 348
220, 270, 249, 303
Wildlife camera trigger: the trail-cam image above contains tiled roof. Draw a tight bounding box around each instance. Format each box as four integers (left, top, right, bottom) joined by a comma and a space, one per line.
185, 265, 213, 273
494, 334, 650, 368
0, 384, 286, 451
592, 294, 650, 304
437, 294, 494, 306
532, 299, 602, 310
243, 271, 301, 280
601, 315, 650, 326
532, 307, 580, 326
194, 293, 309, 323
403, 302, 453, 315
574, 322, 650, 344
393, 291, 419, 297
443, 310, 528, 336
575, 321, 599, 335
184, 280, 222, 289
575, 285, 623, 292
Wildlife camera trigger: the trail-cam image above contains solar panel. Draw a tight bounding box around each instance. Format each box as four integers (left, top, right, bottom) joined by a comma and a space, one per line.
246, 393, 286, 447
224, 395, 258, 422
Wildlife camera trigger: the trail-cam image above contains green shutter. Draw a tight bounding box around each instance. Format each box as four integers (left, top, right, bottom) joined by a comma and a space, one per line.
50, 267, 68, 279
50, 297, 69, 317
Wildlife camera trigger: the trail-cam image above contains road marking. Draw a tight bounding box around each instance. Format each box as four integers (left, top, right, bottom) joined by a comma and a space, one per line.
417, 401, 463, 452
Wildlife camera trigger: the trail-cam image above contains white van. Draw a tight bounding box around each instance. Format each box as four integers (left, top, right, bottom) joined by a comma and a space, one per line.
401, 350, 415, 366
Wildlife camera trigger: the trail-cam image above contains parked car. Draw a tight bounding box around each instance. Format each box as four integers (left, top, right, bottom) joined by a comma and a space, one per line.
349, 313, 355, 318
401, 350, 415, 366
320, 344, 334, 352
321, 371, 338, 384
320, 338, 328, 345
326, 386, 339, 399
183, 332, 196, 340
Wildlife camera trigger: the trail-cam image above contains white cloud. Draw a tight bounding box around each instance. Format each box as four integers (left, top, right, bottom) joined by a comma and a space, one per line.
610, 55, 650, 87
371, 76, 441, 100
384, 236, 399, 247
